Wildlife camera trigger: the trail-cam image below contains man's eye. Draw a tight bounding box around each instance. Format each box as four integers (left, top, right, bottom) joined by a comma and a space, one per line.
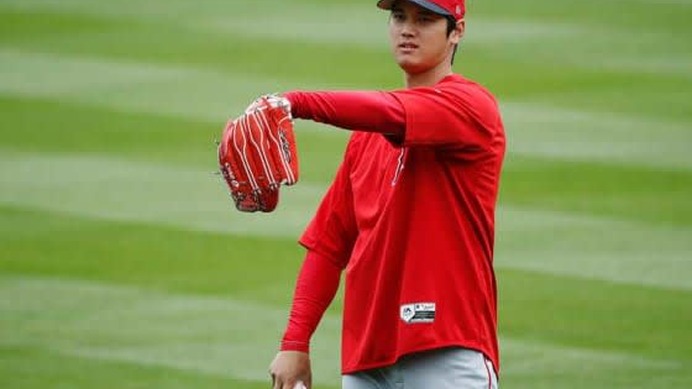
392, 12, 405, 21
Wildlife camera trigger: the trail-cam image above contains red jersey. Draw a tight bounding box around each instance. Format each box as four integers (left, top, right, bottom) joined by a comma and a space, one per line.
293, 74, 505, 374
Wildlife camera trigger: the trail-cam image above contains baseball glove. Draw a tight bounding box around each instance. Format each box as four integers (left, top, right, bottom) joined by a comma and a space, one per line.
218, 94, 299, 212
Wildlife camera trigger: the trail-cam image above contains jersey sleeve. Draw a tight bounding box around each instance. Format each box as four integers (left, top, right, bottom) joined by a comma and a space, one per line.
298, 136, 359, 268
284, 90, 405, 137
280, 249, 342, 353
284, 80, 503, 153
390, 82, 503, 152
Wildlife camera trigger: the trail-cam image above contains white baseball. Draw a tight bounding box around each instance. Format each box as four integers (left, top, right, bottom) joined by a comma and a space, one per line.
293, 381, 307, 389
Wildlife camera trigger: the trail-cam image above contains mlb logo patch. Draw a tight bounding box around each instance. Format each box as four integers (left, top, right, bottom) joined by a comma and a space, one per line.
400, 302, 436, 324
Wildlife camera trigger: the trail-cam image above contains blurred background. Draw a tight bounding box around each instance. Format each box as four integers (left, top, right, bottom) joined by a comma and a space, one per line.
1, 0, 690, 388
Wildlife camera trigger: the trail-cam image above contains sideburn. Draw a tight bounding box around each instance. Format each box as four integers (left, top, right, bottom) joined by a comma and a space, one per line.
446, 16, 460, 65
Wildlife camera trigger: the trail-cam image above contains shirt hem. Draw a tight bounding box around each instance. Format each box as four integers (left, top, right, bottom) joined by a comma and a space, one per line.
341, 342, 499, 377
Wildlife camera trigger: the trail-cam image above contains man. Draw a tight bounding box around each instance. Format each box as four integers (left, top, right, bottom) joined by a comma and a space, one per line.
269, 0, 505, 388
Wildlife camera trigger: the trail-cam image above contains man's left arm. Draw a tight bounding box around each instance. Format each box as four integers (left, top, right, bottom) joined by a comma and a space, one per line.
283, 90, 406, 140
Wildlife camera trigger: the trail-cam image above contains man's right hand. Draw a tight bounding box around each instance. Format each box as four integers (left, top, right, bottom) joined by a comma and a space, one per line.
269, 350, 312, 389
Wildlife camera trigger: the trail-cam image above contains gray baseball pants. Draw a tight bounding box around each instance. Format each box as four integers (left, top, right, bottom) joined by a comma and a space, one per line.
342, 347, 498, 389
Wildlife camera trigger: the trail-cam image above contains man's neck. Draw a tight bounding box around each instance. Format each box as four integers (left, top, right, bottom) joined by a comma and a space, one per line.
404, 63, 454, 89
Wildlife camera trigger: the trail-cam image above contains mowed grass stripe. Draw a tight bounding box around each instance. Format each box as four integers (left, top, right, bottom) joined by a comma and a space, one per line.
0, 48, 368, 142
6, 0, 689, 28
496, 207, 692, 290
0, 276, 338, 386
0, 151, 323, 238
0, 49, 296, 124
0, 96, 349, 181
499, 269, 692, 362
0, 346, 273, 389
3, 0, 689, 53
1, 50, 689, 170
501, 102, 692, 170
2, 276, 688, 388
1, 154, 690, 291
471, 0, 692, 34
501, 157, 692, 227
0, 207, 305, 302
464, 20, 691, 77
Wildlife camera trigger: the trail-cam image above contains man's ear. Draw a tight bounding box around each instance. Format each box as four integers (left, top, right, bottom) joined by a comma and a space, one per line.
451, 19, 465, 44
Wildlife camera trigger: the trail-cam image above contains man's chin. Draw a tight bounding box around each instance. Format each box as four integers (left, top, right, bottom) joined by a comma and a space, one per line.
396, 60, 426, 75
394, 55, 416, 69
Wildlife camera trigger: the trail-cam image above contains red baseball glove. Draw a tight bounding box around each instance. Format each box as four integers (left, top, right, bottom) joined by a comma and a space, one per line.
218, 95, 299, 212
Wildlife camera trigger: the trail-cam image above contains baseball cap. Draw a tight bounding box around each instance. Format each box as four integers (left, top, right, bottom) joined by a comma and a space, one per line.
377, 0, 466, 21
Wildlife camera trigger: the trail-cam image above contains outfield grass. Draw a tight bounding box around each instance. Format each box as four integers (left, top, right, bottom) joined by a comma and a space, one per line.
1, 0, 691, 388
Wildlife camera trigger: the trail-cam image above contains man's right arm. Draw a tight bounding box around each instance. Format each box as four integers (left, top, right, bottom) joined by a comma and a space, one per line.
269, 250, 343, 389
280, 250, 343, 353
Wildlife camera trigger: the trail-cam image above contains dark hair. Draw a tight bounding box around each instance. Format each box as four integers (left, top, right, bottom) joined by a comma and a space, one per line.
446, 17, 456, 35
446, 16, 460, 65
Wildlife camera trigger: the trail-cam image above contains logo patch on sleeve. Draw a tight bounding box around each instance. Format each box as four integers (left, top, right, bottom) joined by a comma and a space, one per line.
400, 302, 436, 324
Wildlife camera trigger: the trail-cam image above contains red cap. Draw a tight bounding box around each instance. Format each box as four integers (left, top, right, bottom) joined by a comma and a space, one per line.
377, 0, 466, 21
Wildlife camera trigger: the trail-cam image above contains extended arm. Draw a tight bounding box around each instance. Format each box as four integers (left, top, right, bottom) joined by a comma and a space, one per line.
284, 90, 406, 138
284, 77, 503, 152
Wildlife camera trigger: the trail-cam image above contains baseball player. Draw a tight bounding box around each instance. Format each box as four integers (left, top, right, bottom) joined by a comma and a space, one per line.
268, 1, 506, 388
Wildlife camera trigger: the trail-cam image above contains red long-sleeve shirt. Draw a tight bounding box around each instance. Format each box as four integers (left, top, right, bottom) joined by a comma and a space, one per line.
279, 74, 505, 375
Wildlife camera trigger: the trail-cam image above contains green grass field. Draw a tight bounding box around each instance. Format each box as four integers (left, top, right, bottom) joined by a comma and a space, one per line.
1, 0, 691, 387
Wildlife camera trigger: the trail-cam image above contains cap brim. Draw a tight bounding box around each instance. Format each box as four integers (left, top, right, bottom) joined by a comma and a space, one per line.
377, 0, 452, 17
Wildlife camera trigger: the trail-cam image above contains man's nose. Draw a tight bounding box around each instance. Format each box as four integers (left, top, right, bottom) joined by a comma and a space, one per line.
400, 21, 415, 37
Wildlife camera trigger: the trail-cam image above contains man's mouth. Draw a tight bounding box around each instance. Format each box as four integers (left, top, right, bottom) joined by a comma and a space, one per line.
398, 42, 419, 50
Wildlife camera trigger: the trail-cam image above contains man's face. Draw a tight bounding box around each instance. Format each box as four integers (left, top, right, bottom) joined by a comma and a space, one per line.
388, 1, 461, 75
